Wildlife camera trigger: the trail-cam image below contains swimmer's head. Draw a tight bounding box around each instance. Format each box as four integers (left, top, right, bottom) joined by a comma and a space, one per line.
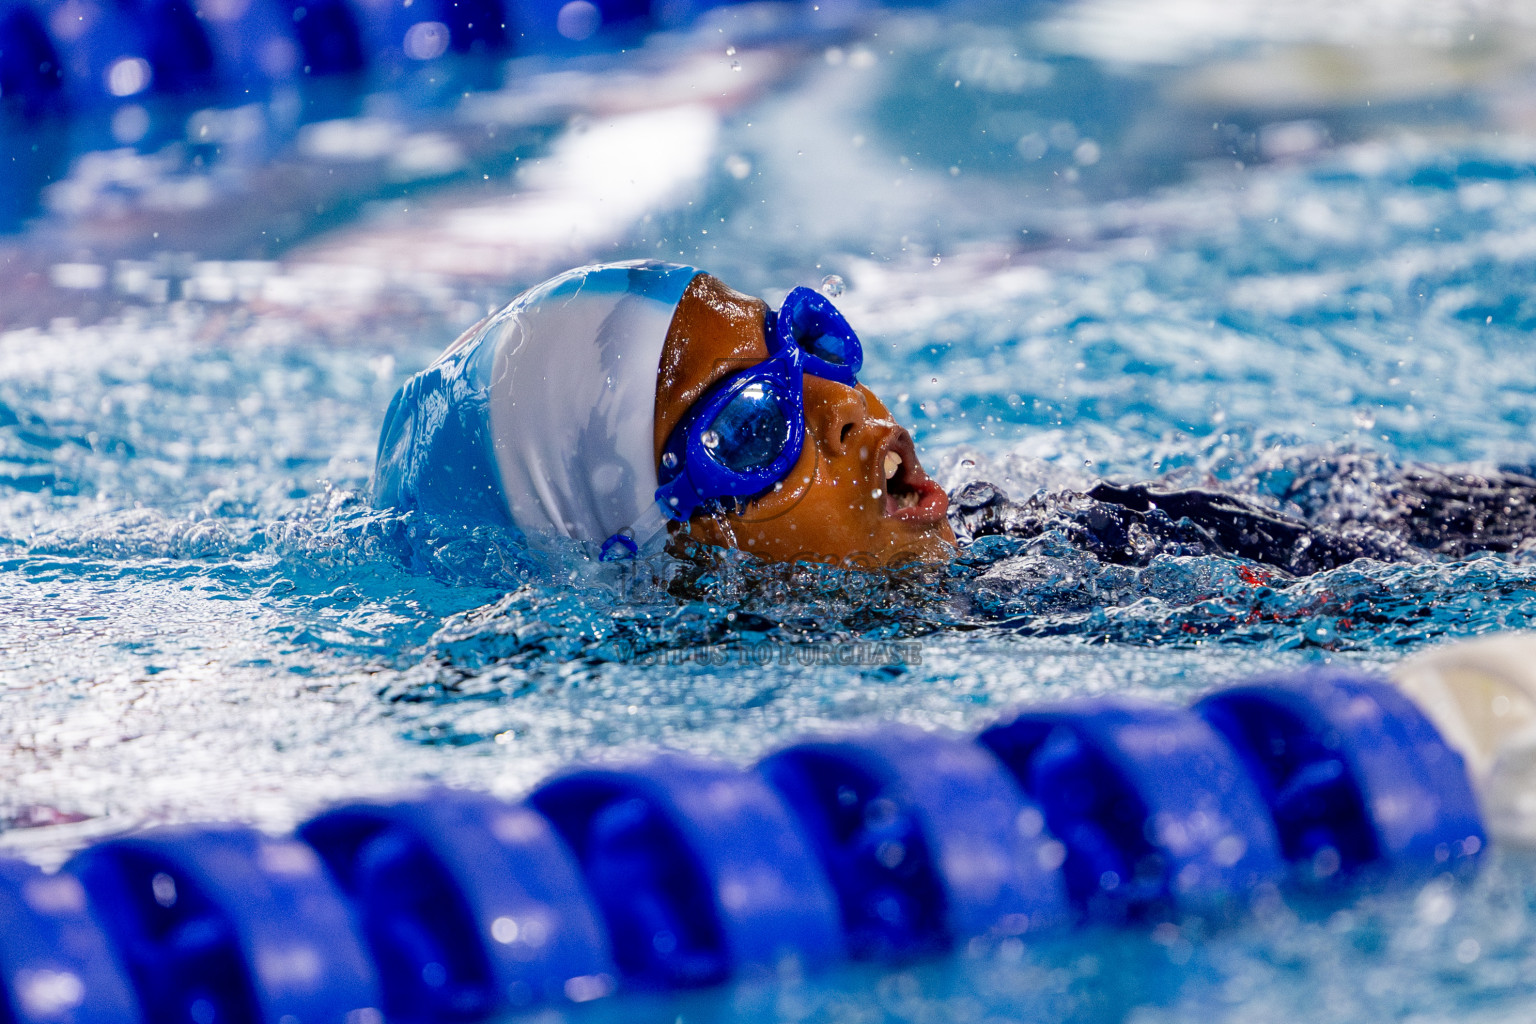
653, 273, 955, 566
373, 261, 954, 566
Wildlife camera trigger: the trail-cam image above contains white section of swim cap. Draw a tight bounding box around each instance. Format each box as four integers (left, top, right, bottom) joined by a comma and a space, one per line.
484, 263, 694, 548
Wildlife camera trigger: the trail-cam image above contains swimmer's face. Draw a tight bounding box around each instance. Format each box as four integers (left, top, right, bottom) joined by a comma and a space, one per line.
654, 274, 956, 566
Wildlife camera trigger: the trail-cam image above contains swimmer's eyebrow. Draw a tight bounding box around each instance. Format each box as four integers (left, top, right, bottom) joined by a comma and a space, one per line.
697, 354, 767, 392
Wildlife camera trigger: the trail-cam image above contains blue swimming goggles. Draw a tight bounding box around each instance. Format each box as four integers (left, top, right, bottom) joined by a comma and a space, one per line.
655, 286, 863, 520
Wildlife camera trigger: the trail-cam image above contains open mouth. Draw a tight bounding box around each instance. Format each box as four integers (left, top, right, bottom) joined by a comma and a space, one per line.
877, 429, 949, 524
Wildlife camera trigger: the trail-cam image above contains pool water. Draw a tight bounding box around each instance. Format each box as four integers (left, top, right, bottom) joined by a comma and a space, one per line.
5, 0, 1536, 1020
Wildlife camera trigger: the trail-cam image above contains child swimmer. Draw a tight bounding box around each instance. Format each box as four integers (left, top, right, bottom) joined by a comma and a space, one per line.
373, 260, 955, 568
374, 260, 1536, 572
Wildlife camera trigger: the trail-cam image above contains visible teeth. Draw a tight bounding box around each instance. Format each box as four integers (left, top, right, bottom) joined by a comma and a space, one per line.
899, 490, 921, 509
884, 451, 903, 479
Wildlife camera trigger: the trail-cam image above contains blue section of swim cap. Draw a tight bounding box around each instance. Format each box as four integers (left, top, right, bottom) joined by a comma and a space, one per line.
624, 262, 699, 304
1197, 668, 1485, 879
978, 700, 1284, 923
371, 335, 517, 531
537, 261, 697, 305
0, 859, 143, 1024
758, 727, 1071, 958
300, 789, 616, 1019
66, 825, 382, 1024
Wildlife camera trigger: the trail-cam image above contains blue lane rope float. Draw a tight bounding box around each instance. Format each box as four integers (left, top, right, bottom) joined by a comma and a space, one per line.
276, 0, 367, 76
65, 825, 383, 1024
300, 789, 615, 1022
0, 860, 142, 1024
128, 0, 219, 95
0, 1, 65, 111
0, 664, 1490, 1023
758, 726, 1071, 959
356, 0, 506, 68
977, 700, 1284, 923
1197, 668, 1485, 879
188, 0, 330, 94
27, 0, 158, 107
528, 753, 845, 990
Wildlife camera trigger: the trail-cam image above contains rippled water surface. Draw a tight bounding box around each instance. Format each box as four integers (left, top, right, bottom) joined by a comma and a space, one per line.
5, 0, 1536, 1020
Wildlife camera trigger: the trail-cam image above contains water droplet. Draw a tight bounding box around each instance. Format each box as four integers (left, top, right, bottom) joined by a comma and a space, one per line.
1353, 408, 1376, 430
820, 274, 845, 297
961, 459, 975, 467
872, 488, 883, 499
702, 430, 721, 449
731, 61, 741, 71
931, 255, 942, 266
723, 154, 751, 180
725, 45, 736, 56
661, 452, 678, 469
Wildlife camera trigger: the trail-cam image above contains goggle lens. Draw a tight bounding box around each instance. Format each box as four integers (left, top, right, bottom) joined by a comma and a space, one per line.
795, 321, 850, 365
704, 381, 794, 473
778, 287, 861, 378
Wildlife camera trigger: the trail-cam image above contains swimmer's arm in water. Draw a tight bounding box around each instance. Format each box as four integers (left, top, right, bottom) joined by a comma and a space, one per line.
1392, 465, 1536, 556
950, 480, 1398, 575
948, 462, 1536, 576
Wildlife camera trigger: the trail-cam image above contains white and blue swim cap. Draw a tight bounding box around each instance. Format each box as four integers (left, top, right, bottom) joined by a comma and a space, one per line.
373, 261, 701, 554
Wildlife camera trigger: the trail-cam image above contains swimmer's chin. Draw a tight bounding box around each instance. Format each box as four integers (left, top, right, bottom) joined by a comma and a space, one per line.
666, 516, 957, 569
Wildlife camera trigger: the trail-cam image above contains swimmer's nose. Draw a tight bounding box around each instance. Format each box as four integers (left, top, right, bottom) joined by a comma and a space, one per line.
804, 376, 867, 456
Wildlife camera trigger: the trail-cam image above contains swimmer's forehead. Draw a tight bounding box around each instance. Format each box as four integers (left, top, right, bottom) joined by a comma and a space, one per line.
654, 273, 772, 460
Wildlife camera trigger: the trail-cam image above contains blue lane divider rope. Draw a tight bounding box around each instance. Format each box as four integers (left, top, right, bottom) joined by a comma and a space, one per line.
978, 700, 1284, 923
65, 826, 384, 1024
758, 726, 1070, 958
132, 0, 220, 94
0, 860, 142, 1024
301, 789, 615, 1021
0, 667, 1487, 1023
30, 0, 156, 107
0, 1, 66, 112
528, 753, 845, 990
1197, 668, 1484, 879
